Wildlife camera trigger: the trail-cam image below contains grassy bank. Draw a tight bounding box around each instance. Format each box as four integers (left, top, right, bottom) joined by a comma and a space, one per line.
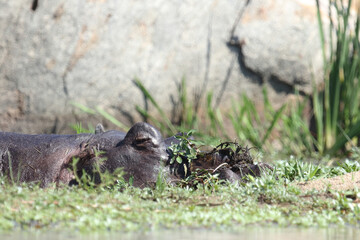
1, 159, 360, 232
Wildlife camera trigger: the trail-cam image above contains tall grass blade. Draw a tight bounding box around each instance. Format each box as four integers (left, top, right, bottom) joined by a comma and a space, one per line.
134, 78, 177, 134
327, 120, 360, 155
262, 105, 286, 144
71, 102, 97, 115
95, 107, 129, 131
316, 0, 327, 64
135, 105, 169, 134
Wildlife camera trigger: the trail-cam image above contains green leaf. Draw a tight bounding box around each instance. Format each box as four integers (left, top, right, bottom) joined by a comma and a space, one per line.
176, 156, 183, 164
187, 129, 196, 136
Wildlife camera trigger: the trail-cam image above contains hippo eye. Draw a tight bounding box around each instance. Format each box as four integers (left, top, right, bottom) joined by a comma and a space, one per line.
133, 137, 154, 149
135, 137, 150, 144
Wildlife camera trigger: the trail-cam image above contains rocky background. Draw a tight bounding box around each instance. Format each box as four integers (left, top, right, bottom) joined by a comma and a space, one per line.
0, 0, 333, 133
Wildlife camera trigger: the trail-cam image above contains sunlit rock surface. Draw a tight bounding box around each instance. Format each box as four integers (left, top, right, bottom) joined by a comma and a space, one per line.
0, 0, 349, 133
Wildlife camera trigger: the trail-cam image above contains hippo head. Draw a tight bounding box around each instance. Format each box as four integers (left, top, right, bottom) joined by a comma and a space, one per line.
119, 122, 166, 154
99, 122, 168, 187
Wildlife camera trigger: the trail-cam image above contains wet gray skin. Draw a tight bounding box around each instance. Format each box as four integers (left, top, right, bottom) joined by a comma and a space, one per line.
0, 122, 169, 187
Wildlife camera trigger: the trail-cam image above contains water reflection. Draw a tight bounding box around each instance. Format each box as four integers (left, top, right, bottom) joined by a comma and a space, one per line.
1, 227, 359, 240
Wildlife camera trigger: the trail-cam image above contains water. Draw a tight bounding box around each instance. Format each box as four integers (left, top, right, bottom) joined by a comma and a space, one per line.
0, 227, 359, 240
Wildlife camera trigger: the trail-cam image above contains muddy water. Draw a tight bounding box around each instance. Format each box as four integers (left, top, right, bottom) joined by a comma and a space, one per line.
1, 227, 359, 240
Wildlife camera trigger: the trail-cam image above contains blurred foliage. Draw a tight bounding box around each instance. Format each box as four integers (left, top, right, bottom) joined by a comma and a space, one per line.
315, 0, 360, 155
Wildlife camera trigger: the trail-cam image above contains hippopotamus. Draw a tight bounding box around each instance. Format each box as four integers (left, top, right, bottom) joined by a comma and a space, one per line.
0, 122, 271, 188
0, 122, 173, 187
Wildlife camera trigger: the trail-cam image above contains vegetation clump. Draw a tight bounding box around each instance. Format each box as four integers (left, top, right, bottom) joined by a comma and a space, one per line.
166, 133, 272, 187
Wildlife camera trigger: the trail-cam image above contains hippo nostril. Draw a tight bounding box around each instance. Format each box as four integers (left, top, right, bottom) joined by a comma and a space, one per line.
80, 142, 89, 150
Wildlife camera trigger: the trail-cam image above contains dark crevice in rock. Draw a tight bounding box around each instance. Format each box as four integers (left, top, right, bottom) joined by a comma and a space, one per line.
268, 75, 294, 94
229, 37, 308, 96
213, 1, 253, 107
268, 74, 306, 96
215, 54, 236, 108
227, 43, 263, 86
61, 60, 71, 97
229, 0, 251, 40
194, 15, 213, 113
229, 39, 307, 96
227, 0, 263, 87
62, 77, 69, 96
227, 0, 308, 97
50, 117, 59, 134
227, 0, 312, 97
31, 0, 38, 11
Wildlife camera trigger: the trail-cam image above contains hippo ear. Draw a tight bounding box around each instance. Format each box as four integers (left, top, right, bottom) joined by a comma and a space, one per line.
95, 123, 105, 134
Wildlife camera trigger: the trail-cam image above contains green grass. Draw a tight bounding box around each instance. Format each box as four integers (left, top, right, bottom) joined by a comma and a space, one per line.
0, 159, 360, 232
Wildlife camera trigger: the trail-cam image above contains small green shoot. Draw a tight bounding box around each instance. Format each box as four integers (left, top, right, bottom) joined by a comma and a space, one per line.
168, 130, 199, 165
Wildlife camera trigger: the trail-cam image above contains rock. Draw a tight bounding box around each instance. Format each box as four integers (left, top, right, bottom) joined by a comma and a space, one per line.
0, 0, 334, 133
230, 0, 325, 94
